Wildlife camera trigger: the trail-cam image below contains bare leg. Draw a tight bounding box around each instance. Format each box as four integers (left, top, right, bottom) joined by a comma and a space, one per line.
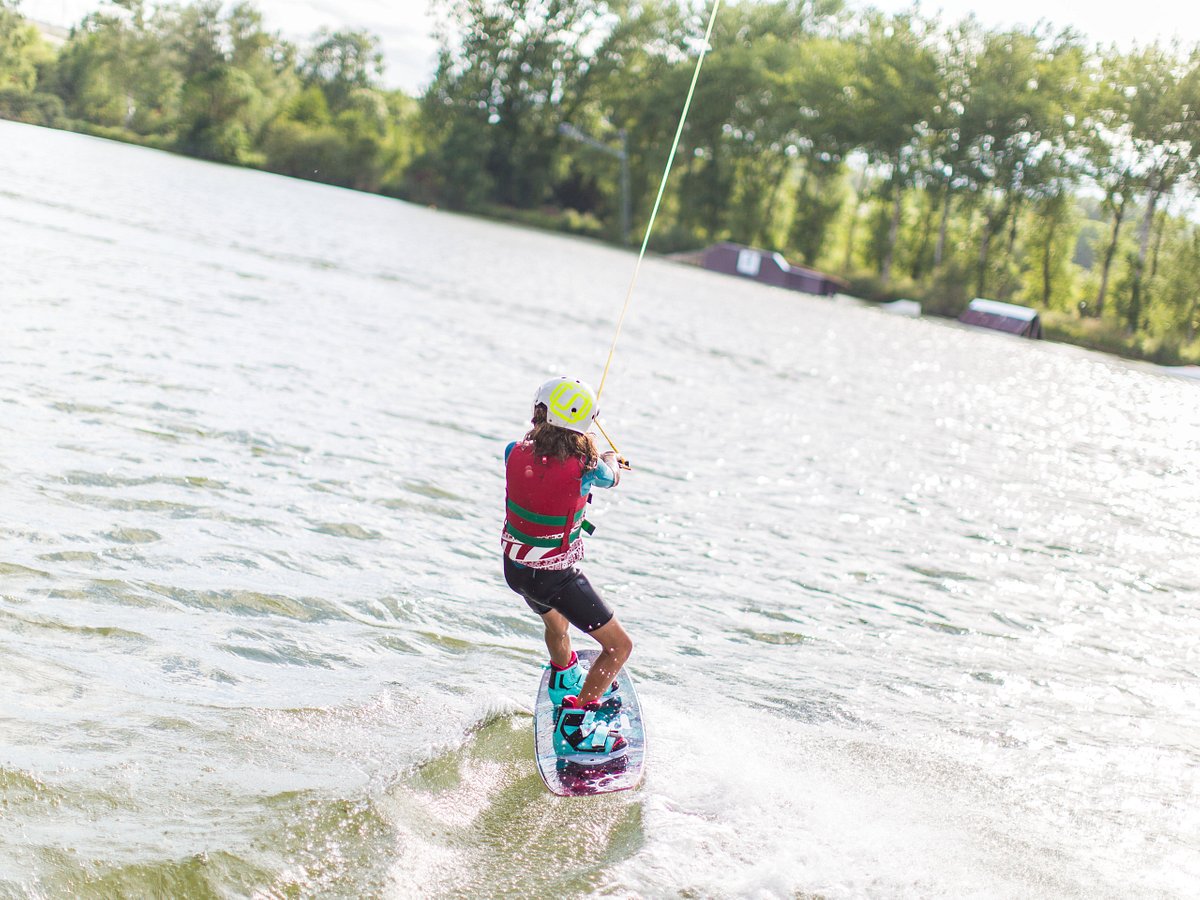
540, 609, 573, 669
578, 617, 633, 706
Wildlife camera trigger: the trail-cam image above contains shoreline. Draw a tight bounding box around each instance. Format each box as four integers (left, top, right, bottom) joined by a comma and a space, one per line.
4, 114, 1199, 373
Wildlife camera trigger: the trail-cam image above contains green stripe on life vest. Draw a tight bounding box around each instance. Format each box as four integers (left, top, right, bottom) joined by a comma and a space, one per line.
506, 498, 585, 527
504, 520, 583, 548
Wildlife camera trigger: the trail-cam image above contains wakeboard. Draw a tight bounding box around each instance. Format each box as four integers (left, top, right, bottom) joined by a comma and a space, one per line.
534, 648, 646, 796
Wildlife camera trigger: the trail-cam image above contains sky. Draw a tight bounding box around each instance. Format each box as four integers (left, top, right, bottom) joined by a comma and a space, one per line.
19, 0, 1200, 96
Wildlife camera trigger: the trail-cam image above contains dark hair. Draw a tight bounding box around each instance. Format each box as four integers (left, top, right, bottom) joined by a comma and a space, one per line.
526, 404, 598, 467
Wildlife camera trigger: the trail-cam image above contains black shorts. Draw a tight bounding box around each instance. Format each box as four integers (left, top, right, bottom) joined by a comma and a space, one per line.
503, 556, 614, 633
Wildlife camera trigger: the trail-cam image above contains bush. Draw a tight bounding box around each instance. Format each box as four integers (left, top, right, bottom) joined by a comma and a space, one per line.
61, 119, 175, 151
260, 119, 352, 186
843, 262, 970, 318
919, 262, 972, 317
1041, 311, 1200, 365
843, 270, 919, 304
479, 204, 606, 240
646, 222, 704, 255
0, 87, 65, 127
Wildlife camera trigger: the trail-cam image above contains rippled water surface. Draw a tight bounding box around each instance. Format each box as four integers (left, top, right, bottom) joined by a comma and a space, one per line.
2, 119, 1199, 898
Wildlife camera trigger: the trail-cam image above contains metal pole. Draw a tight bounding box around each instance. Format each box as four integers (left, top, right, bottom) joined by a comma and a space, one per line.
559, 121, 632, 246
619, 129, 630, 246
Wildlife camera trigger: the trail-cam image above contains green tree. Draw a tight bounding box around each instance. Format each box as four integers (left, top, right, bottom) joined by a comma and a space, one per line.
954, 27, 1083, 297
779, 34, 857, 263
1102, 46, 1200, 332
1082, 50, 1132, 320
302, 28, 381, 112
1019, 186, 1077, 309
848, 11, 941, 281
0, 0, 66, 126
920, 19, 977, 274
163, 1, 293, 162
176, 63, 260, 160
1155, 224, 1200, 343
0, 0, 44, 92
424, 0, 651, 210
48, 0, 179, 132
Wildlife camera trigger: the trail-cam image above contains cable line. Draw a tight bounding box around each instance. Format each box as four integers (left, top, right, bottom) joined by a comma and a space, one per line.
595, 0, 722, 406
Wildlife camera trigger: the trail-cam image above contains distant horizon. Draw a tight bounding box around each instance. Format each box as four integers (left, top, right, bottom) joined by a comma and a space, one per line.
18, 0, 1199, 97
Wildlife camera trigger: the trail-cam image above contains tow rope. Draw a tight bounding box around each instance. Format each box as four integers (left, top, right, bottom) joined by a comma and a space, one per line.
594, 0, 722, 469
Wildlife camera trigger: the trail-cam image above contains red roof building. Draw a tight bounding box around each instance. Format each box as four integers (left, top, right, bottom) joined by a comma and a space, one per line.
700, 242, 847, 296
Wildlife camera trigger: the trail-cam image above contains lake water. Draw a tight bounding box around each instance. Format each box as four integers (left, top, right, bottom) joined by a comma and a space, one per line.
1, 118, 1198, 898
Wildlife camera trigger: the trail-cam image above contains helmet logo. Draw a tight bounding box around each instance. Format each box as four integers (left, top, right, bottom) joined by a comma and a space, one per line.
547, 381, 593, 426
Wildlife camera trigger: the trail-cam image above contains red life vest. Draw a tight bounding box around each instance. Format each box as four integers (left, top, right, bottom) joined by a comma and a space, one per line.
503, 442, 589, 567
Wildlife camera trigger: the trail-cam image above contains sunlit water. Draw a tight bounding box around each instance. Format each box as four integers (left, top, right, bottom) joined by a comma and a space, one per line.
2, 118, 1198, 898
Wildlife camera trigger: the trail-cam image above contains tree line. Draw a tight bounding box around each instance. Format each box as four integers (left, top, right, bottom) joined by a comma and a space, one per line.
3, 0, 1199, 363
0, 0, 421, 190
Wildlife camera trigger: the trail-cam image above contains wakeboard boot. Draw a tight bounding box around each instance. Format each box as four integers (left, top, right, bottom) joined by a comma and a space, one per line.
547, 654, 620, 709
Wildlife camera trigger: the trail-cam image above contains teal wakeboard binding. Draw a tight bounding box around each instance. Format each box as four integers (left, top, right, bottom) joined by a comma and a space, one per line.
553, 696, 629, 763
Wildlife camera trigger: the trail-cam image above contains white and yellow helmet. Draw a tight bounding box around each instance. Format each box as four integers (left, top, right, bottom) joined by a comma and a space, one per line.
533, 377, 598, 434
